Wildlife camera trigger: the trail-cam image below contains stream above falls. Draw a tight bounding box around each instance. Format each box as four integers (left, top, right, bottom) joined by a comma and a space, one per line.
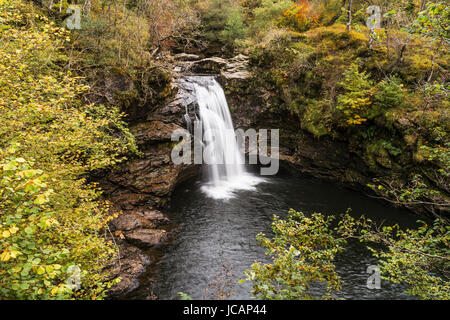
128, 165, 418, 300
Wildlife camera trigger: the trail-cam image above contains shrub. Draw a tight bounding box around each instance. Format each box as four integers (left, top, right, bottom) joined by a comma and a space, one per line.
220, 5, 248, 46
277, 0, 321, 32
0, 0, 135, 299
243, 210, 346, 300
336, 61, 375, 125
251, 0, 294, 34
200, 0, 247, 47
374, 77, 405, 110
244, 210, 450, 300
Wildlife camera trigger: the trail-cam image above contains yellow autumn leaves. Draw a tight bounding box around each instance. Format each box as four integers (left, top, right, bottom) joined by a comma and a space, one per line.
1, 226, 19, 239
1, 249, 21, 262
0, 0, 136, 299
1, 225, 21, 262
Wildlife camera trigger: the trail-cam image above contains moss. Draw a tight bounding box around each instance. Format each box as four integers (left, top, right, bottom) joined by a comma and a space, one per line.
114, 89, 139, 109
404, 134, 418, 146
402, 53, 433, 83
365, 140, 393, 169
305, 24, 368, 50
299, 100, 331, 138
380, 140, 402, 157
413, 149, 427, 163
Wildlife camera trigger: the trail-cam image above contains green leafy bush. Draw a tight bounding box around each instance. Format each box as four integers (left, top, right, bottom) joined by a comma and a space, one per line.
0, 0, 135, 299
245, 210, 450, 300
336, 61, 375, 125
243, 210, 347, 300
200, 0, 247, 48
220, 6, 248, 46
251, 0, 294, 34
373, 77, 405, 112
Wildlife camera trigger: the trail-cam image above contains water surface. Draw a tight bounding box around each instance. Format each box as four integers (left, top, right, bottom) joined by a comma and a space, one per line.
130, 166, 417, 300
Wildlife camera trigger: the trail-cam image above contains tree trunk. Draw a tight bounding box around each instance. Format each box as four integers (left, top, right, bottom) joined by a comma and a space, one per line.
386, 29, 390, 58
346, 0, 352, 31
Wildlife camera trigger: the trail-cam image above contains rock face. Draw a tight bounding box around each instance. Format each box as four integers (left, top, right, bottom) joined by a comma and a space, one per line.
173, 54, 252, 81
105, 245, 151, 297
224, 74, 377, 189
124, 228, 168, 248
101, 72, 201, 298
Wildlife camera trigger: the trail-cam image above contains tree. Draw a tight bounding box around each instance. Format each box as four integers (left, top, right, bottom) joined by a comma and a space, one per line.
341, 215, 450, 300
243, 210, 346, 300
244, 210, 450, 300
220, 5, 248, 47
0, 0, 136, 299
336, 61, 375, 125
409, 1, 449, 46
346, 0, 352, 31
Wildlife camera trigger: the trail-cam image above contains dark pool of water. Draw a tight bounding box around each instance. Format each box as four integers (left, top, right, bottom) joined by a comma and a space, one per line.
129, 166, 419, 300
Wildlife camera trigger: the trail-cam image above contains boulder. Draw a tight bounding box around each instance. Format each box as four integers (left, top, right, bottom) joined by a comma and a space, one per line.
111, 212, 156, 231
107, 245, 151, 298
124, 229, 168, 248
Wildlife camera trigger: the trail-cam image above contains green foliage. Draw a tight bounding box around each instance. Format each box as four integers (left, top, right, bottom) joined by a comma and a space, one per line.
200, 0, 247, 48
177, 291, 193, 300
244, 210, 347, 300
251, 0, 294, 33
0, 0, 136, 299
336, 61, 375, 125
421, 142, 450, 178
409, 1, 449, 44
300, 99, 332, 137
276, 0, 320, 33
220, 6, 248, 47
59, 0, 195, 108
368, 140, 449, 214
0, 152, 120, 299
380, 140, 403, 157
246, 210, 450, 300
373, 77, 405, 111
343, 216, 450, 300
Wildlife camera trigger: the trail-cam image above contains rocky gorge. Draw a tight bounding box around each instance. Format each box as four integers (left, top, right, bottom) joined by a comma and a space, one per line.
98, 50, 448, 298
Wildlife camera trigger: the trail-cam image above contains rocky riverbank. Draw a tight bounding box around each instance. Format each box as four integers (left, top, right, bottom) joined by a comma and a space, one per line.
97, 67, 198, 297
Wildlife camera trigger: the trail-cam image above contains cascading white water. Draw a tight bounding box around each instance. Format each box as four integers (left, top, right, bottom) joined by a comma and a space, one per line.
191, 76, 262, 199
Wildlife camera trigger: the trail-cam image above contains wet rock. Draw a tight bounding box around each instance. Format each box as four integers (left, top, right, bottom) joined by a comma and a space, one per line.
111, 212, 156, 231
174, 53, 201, 61
132, 121, 182, 145
111, 214, 142, 231
124, 229, 168, 248
103, 115, 197, 208
139, 209, 170, 227
107, 245, 151, 298
219, 54, 252, 81
173, 54, 252, 82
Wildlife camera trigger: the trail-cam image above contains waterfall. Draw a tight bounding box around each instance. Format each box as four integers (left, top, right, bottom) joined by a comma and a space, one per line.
190, 76, 262, 199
